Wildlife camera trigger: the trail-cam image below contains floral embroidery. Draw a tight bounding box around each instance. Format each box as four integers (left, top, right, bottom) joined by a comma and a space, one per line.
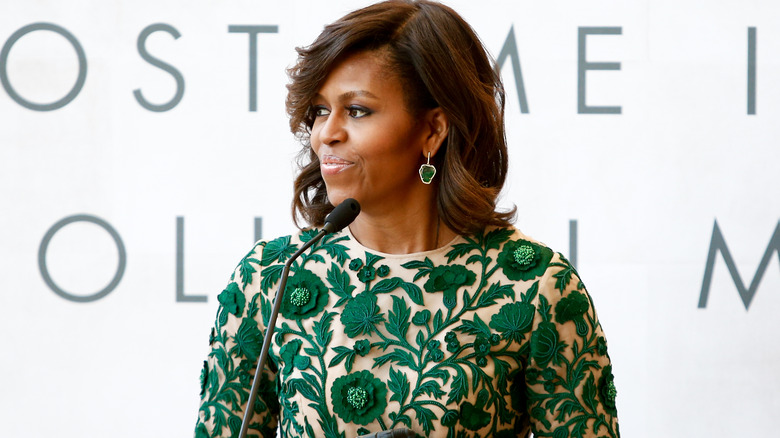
231, 317, 263, 360
349, 258, 363, 271
472, 336, 492, 367
218, 282, 245, 316
597, 336, 609, 356
459, 389, 492, 430
497, 239, 553, 281
425, 339, 444, 362
331, 370, 388, 425
279, 269, 329, 320
423, 264, 476, 308
412, 310, 430, 326
445, 330, 460, 352
279, 339, 311, 375
196, 227, 619, 438
599, 365, 618, 416
530, 321, 566, 368
554, 290, 590, 335
553, 426, 570, 438
354, 339, 371, 357
441, 409, 459, 427
357, 266, 376, 283
490, 301, 535, 342
341, 292, 385, 338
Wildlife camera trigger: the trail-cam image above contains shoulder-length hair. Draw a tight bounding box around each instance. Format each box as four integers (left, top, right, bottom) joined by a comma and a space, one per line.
286, 0, 515, 234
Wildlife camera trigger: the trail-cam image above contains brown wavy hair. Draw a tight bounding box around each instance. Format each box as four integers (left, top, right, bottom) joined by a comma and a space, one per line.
286, 0, 515, 234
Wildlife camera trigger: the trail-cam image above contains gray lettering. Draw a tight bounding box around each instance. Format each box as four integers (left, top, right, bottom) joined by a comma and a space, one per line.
569, 219, 578, 268
176, 217, 208, 303
0, 23, 87, 111
699, 220, 780, 310
38, 215, 125, 302
495, 26, 529, 114
255, 217, 263, 242
577, 27, 622, 114
133, 23, 185, 112
228, 25, 279, 112
747, 27, 757, 115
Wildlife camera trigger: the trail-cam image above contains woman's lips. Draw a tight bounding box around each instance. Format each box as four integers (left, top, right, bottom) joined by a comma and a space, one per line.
320, 155, 354, 175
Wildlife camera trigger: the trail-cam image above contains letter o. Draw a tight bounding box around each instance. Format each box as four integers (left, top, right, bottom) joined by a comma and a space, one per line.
0, 22, 87, 111
38, 215, 126, 303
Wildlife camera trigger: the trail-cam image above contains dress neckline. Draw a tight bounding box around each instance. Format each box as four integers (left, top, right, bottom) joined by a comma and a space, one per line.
343, 225, 465, 260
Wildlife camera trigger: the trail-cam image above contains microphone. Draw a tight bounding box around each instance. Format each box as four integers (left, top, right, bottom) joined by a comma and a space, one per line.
238, 199, 360, 438
323, 198, 361, 233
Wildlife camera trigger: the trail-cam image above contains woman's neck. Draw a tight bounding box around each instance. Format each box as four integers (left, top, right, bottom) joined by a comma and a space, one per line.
347, 207, 457, 254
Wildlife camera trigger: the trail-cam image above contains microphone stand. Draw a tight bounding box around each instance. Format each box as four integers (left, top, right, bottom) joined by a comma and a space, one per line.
238, 199, 360, 438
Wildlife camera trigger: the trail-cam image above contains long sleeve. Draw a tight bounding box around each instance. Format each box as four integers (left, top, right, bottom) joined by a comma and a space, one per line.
195, 242, 279, 438
523, 252, 620, 437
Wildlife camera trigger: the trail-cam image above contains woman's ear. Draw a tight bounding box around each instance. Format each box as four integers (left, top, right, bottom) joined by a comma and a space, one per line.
423, 107, 449, 157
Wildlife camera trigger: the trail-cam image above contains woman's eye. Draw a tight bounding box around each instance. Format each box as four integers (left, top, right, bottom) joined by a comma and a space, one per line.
347, 106, 371, 118
313, 106, 330, 117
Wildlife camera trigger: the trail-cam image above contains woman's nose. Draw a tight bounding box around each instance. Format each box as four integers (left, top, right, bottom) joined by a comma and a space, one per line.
318, 113, 347, 145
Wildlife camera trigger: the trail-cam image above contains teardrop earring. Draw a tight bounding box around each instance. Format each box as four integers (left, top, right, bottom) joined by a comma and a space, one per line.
419, 152, 436, 184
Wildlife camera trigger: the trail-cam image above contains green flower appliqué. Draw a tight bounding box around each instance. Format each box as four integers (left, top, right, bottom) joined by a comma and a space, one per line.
232, 317, 263, 360
597, 336, 609, 356
357, 266, 376, 283
489, 301, 535, 343
290, 288, 310, 307
599, 365, 618, 416
341, 292, 385, 338
217, 282, 245, 316
412, 310, 430, 326
279, 339, 311, 375
459, 389, 491, 431
280, 269, 329, 320
354, 339, 371, 356
497, 239, 553, 281
424, 264, 476, 309
445, 330, 461, 352
473, 336, 492, 367
554, 290, 590, 335
349, 258, 363, 271
331, 370, 388, 425
425, 339, 444, 362
530, 321, 566, 368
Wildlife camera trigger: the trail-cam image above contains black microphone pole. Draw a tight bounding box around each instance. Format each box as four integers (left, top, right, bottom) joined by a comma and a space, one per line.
238, 198, 361, 438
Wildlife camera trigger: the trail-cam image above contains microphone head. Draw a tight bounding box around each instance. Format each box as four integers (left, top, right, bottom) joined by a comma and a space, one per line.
323, 198, 361, 233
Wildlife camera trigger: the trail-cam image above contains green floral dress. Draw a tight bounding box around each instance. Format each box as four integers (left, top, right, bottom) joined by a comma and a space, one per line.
195, 227, 620, 438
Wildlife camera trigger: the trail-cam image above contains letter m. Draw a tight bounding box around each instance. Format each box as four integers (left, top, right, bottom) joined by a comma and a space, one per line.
699, 220, 780, 310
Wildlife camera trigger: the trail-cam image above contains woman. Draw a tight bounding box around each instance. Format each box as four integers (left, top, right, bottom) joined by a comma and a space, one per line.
196, 1, 619, 437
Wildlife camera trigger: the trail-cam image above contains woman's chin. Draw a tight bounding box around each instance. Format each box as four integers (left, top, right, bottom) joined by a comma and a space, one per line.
326, 191, 355, 208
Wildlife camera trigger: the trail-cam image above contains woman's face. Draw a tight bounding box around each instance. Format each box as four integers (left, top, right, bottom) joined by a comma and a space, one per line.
310, 50, 434, 214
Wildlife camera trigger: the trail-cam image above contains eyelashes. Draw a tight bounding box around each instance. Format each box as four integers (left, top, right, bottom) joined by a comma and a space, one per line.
311, 105, 373, 119
347, 106, 371, 118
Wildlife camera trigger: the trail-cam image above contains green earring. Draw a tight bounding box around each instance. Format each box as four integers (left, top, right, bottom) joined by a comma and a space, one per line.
419, 152, 436, 184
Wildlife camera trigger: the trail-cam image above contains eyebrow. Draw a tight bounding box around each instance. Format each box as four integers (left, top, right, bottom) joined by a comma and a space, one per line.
313, 90, 379, 102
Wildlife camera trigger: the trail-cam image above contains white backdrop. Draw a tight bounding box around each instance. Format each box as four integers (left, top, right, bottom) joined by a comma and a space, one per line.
1, 1, 779, 437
